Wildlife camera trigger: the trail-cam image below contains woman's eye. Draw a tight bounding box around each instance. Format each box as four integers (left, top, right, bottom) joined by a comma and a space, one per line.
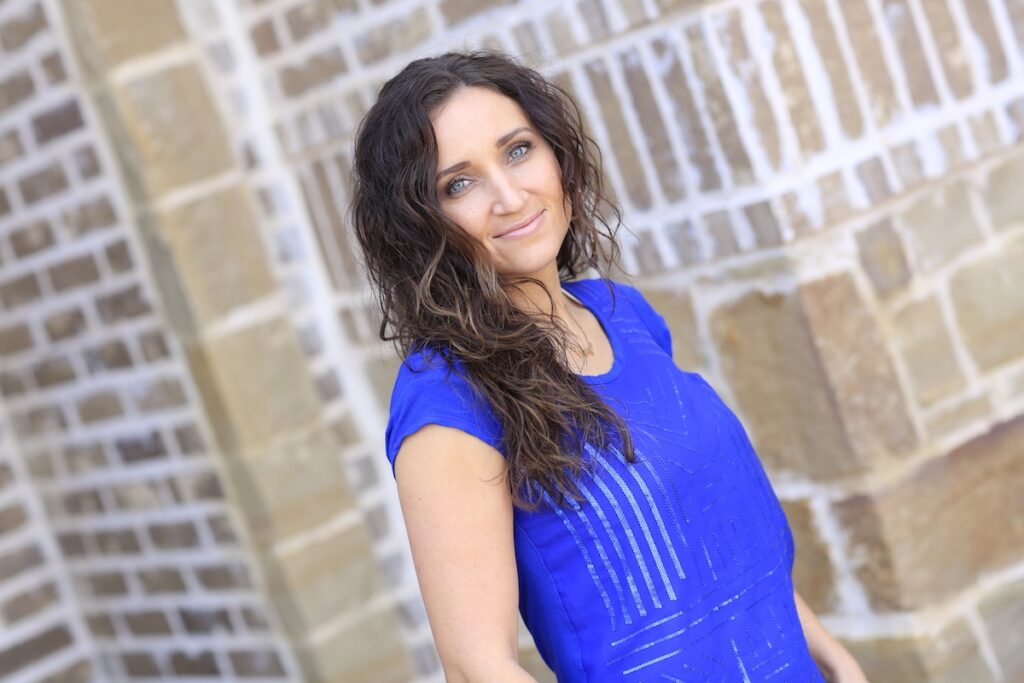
446, 177, 469, 196
509, 140, 532, 160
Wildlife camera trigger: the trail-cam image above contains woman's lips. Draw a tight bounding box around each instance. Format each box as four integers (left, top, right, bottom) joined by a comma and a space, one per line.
497, 210, 544, 239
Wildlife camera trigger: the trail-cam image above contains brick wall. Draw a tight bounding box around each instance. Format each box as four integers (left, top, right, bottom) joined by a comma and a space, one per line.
1, 0, 1022, 681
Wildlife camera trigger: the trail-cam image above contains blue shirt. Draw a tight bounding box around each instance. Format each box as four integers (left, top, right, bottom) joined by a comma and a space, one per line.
386, 278, 825, 682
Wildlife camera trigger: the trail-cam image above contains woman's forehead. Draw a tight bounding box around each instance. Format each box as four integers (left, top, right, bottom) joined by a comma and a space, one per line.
431, 86, 532, 144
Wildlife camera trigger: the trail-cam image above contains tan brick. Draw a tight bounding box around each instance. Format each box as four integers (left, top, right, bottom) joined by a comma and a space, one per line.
301, 156, 362, 291
891, 141, 925, 190
77, 390, 123, 423
949, 237, 1024, 373
584, 57, 652, 209
936, 124, 966, 168
651, 37, 721, 191
63, 196, 117, 237
135, 377, 187, 412
9, 219, 55, 258
83, 339, 132, 373
0, 70, 35, 115
900, 181, 983, 271
192, 317, 321, 450
844, 618, 994, 683
137, 567, 186, 594
180, 606, 232, 634
45, 309, 86, 342
686, 23, 756, 185
279, 45, 347, 98
630, 230, 665, 274
33, 356, 76, 388
963, 0, 1008, 84
95, 528, 141, 554
800, 0, 863, 138
892, 296, 964, 406
1, 273, 41, 310
113, 64, 234, 195
104, 240, 132, 272
18, 162, 68, 205
0, 3, 47, 52
48, 253, 100, 292
156, 184, 276, 325
31, 99, 83, 146
440, 0, 515, 26
919, 0, 974, 100
818, 170, 852, 225
743, 201, 782, 248
68, 0, 185, 67
984, 150, 1024, 231
1, 582, 58, 624
299, 605, 412, 683
835, 415, 1024, 609
703, 209, 739, 257
620, 48, 686, 201
856, 218, 911, 297
0, 625, 73, 680
0, 128, 24, 168
169, 651, 218, 675
856, 156, 893, 204
40, 52, 66, 85
880, 0, 939, 107
95, 285, 151, 323
148, 520, 198, 549
780, 499, 836, 613
0, 324, 33, 357
979, 577, 1024, 681
354, 7, 432, 65
760, 0, 824, 157
969, 110, 1001, 155
249, 18, 280, 57
578, 0, 611, 41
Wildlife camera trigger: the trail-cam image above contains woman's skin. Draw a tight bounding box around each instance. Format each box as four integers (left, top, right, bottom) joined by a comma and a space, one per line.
396, 84, 869, 682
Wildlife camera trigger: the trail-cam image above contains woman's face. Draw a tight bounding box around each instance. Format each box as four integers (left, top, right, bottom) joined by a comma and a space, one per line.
430, 86, 571, 280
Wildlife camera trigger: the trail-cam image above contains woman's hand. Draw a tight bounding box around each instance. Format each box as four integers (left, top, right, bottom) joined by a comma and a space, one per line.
793, 589, 870, 682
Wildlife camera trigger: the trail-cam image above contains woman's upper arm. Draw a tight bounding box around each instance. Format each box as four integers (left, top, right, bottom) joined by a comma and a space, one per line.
394, 422, 522, 681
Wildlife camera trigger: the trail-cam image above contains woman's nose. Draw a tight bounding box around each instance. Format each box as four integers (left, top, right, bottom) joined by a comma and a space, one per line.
491, 170, 527, 214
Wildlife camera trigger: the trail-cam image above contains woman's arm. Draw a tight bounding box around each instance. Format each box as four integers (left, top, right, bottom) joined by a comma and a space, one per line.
395, 423, 539, 683
794, 589, 869, 682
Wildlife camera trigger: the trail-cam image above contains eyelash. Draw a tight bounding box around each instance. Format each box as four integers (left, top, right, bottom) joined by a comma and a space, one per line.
444, 140, 534, 197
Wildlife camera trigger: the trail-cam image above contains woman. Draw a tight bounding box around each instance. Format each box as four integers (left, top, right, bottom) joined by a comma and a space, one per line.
351, 51, 868, 682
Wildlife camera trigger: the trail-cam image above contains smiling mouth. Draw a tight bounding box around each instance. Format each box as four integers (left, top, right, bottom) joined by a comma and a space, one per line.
496, 210, 544, 238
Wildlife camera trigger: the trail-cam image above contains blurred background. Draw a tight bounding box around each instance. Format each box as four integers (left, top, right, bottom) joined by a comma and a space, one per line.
0, 0, 1022, 681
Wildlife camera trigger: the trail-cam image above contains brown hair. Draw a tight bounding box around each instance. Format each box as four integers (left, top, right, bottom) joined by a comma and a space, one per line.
350, 50, 636, 511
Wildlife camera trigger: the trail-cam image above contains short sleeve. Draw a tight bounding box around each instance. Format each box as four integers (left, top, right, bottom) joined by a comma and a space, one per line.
384, 349, 504, 477
614, 282, 673, 358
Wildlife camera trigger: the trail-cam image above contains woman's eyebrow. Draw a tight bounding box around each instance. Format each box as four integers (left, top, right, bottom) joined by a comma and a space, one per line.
436, 126, 533, 181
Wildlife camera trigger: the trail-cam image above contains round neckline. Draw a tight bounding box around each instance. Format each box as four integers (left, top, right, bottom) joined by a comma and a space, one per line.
561, 280, 623, 384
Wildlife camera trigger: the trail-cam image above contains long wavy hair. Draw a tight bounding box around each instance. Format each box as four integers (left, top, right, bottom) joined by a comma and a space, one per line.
350, 50, 637, 511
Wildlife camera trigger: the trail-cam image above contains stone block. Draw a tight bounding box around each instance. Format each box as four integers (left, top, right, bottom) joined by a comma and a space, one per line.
834, 415, 1024, 609
0, 625, 73, 680
984, 150, 1024, 231
10, 219, 55, 258
711, 274, 916, 480
112, 64, 234, 196
780, 499, 836, 613
892, 296, 964, 406
67, 0, 185, 67
279, 45, 347, 99
270, 522, 385, 634
879, 0, 939, 107
353, 7, 432, 65
0, 3, 48, 52
844, 618, 993, 683
640, 287, 705, 373
155, 184, 276, 325
191, 317, 321, 450
440, 0, 515, 26
856, 218, 911, 297
949, 237, 1024, 373
925, 393, 992, 440
899, 180, 983, 272
979, 577, 1024, 681
299, 605, 412, 683
230, 425, 355, 545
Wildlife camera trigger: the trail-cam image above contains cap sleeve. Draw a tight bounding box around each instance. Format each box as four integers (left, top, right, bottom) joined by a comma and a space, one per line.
614, 282, 673, 358
385, 349, 504, 477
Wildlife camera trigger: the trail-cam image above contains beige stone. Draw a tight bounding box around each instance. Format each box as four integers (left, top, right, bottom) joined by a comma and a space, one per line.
879, 0, 939, 106
270, 522, 385, 634
920, 0, 974, 100
230, 425, 356, 545
156, 184, 277, 325
900, 180, 984, 272
984, 150, 1024, 231
641, 287, 705, 373
844, 618, 994, 683
800, 0, 863, 138
354, 7, 432, 65
963, 0, 1008, 85
112, 64, 234, 196
979, 576, 1024, 681
949, 237, 1024, 373
191, 317, 322, 451
300, 609, 411, 682
834, 415, 1024, 609
892, 296, 965, 406
924, 393, 992, 440
440, 0, 515, 26
66, 0, 185, 68
780, 499, 836, 613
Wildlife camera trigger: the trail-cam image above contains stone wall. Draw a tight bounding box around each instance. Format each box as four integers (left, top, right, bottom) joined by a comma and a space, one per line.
0, 0, 1021, 681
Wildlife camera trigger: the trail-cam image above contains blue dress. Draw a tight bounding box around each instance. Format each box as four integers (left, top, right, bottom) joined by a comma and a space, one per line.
386, 278, 826, 682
